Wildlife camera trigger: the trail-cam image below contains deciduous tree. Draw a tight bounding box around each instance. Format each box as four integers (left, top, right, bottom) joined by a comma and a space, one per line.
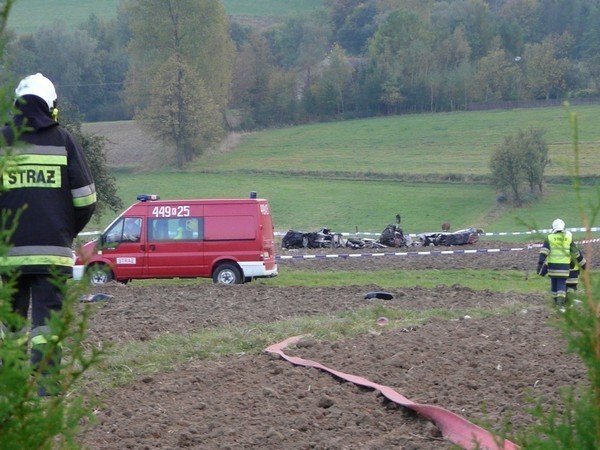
490, 134, 525, 206
522, 34, 572, 99
313, 44, 353, 115
430, 0, 497, 60
519, 128, 549, 194
335, 1, 377, 55
230, 31, 275, 127
6, 23, 111, 120
490, 128, 549, 206
264, 11, 331, 87
64, 120, 124, 217
368, 8, 433, 111
124, 0, 233, 165
137, 56, 222, 168
261, 70, 300, 126
474, 39, 520, 100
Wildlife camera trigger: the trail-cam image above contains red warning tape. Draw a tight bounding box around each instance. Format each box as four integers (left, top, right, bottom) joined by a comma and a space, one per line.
266, 335, 519, 450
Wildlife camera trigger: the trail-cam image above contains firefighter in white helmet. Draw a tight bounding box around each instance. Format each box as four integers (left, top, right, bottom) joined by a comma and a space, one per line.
537, 219, 586, 307
0, 73, 96, 395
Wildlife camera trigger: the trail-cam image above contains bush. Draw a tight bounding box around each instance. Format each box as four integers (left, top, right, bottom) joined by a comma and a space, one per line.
0, 223, 103, 449
490, 128, 549, 206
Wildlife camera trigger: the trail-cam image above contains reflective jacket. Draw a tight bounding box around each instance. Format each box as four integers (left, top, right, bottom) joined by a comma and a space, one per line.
0, 95, 96, 275
538, 230, 585, 278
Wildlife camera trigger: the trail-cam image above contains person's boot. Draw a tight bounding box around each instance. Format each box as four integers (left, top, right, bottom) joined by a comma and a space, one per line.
30, 327, 61, 397
31, 346, 62, 397
566, 286, 575, 303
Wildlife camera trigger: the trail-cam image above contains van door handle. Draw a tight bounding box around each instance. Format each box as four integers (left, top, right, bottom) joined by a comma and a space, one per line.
149, 244, 156, 251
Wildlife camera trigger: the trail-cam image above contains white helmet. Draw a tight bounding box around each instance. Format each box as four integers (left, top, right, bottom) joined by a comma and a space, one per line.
552, 218, 565, 233
15, 73, 57, 111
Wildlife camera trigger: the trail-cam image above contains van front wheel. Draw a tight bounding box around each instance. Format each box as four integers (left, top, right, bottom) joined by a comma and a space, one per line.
213, 264, 243, 285
88, 264, 114, 285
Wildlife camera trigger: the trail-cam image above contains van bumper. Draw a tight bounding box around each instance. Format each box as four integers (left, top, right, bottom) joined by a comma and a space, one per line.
239, 262, 278, 278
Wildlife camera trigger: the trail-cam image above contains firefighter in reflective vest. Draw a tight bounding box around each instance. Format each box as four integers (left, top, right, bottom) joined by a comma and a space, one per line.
537, 219, 586, 306
0, 73, 96, 395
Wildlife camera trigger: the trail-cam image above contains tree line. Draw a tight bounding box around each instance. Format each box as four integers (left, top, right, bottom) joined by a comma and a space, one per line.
2, 0, 600, 167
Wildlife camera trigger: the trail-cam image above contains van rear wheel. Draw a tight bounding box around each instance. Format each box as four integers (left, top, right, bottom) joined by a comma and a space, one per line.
88, 264, 114, 285
213, 264, 243, 285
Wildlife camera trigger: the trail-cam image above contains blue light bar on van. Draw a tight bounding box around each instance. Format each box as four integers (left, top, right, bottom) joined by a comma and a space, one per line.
137, 194, 160, 202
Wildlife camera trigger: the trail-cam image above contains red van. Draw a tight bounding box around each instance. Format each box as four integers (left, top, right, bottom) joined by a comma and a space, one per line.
74, 194, 278, 285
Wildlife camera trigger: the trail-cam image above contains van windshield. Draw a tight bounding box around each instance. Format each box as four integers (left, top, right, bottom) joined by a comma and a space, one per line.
104, 217, 142, 243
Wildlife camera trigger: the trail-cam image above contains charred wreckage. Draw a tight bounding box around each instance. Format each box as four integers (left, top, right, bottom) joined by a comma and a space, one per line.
281, 216, 484, 250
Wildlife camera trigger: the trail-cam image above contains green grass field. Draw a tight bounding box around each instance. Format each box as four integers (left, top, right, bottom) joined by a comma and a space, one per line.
222, 0, 323, 16
7, 0, 323, 34
98, 104, 599, 237
113, 173, 496, 233
110, 172, 597, 238
192, 106, 600, 177
7, 1, 120, 34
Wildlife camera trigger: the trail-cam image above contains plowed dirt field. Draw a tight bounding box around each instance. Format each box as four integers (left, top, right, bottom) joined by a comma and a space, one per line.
77, 240, 595, 449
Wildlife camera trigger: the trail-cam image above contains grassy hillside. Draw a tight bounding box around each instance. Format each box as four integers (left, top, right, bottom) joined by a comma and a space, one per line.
7, 1, 120, 34
192, 105, 600, 178
86, 105, 599, 237
222, 0, 323, 17
7, 0, 323, 34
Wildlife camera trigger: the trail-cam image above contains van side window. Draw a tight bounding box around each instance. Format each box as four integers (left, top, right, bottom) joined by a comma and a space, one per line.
204, 215, 255, 240
104, 218, 142, 243
149, 218, 204, 241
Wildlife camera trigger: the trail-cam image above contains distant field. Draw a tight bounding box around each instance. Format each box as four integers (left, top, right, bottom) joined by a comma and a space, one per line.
7, 0, 323, 34
85, 105, 600, 234
94, 105, 600, 177
192, 105, 600, 177
106, 171, 597, 237
222, 0, 323, 16
111, 172, 496, 233
7, 1, 119, 34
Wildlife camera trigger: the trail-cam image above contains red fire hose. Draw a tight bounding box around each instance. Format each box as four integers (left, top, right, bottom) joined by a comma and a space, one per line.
266, 335, 519, 450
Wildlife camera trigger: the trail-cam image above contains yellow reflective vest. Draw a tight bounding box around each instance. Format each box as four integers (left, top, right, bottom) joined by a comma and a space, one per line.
538, 231, 585, 278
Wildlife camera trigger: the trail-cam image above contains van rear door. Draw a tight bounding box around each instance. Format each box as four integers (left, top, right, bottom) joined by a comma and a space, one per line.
258, 200, 277, 271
